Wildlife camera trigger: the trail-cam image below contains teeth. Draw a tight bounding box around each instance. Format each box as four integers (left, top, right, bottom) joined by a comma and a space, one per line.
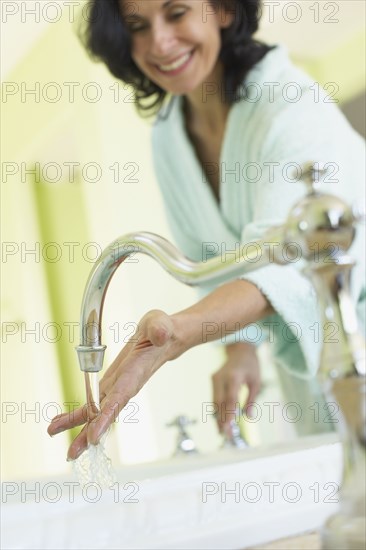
158, 52, 191, 72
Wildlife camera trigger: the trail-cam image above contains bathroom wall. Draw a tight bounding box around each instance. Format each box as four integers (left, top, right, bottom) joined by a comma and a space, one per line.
2, 1, 365, 479
1, 8, 224, 478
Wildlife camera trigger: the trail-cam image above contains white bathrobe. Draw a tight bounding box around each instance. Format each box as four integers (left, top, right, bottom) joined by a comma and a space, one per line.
151, 44, 365, 379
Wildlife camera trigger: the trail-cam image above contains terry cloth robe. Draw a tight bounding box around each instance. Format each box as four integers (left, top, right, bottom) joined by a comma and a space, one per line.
151, 44, 366, 379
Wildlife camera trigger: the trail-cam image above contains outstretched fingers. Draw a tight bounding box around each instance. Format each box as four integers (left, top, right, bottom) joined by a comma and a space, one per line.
87, 389, 132, 445
48, 405, 88, 436
49, 310, 173, 459
67, 424, 89, 461
48, 345, 132, 437
65, 388, 132, 459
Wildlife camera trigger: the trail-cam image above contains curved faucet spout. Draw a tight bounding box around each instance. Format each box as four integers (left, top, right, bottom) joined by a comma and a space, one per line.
76, 229, 284, 371
76, 163, 364, 378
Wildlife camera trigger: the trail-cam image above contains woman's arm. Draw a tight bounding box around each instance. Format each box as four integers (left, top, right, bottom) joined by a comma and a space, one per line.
48, 279, 273, 459
171, 279, 273, 354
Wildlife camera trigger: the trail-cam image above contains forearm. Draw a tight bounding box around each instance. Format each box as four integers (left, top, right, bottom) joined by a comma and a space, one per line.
170, 279, 273, 357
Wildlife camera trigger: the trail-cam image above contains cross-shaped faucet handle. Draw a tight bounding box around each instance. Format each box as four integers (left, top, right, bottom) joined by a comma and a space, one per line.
301, 161, 329, 192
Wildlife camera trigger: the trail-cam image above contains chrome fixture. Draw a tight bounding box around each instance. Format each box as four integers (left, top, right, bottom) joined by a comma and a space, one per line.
76, 162, 364, 379
221, 419, 248, 450
166, 415, 198, 455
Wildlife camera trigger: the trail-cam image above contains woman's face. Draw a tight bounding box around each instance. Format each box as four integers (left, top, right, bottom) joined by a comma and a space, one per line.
120, 0, 234, 96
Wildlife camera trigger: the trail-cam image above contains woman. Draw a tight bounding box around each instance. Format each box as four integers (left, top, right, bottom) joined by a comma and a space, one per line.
48, 0, 365, 459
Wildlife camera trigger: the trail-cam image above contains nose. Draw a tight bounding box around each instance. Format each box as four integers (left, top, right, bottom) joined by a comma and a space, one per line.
150, 20, 177, 58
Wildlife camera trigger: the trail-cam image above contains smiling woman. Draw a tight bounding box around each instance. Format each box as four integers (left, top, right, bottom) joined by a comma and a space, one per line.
49, 0, 365, 461
79, 0, 273, 113
121, 0, 232, 96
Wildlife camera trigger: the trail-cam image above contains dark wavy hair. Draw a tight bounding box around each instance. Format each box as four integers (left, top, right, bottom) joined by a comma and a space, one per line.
79, 0, 273, 117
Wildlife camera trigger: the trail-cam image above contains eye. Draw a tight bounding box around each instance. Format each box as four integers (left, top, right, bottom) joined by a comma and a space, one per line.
125, 16, 149, 33
126, 22, 148, 33
169, 8, 187, 20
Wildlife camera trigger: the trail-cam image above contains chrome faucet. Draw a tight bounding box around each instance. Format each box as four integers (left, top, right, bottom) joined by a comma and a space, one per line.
166, 415, 198, 456
76, 162, 365, 549
76, 162, 364, 393
221, 419, 248, 450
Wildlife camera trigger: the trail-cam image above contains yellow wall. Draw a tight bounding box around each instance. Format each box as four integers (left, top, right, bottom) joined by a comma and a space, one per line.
294, 29, 366, 104
1, 11, 223, 478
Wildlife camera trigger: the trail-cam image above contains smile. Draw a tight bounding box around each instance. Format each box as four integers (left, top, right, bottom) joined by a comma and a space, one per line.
155, 50, 194, 75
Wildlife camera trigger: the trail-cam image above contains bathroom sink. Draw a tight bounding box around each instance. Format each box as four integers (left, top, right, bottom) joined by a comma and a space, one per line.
1, 433, 342, 550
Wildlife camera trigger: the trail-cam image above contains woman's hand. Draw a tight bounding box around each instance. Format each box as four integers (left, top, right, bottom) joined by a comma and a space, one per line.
211, 341, 261, 437
48, 310, 182, 460
48, 279, 271, 459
